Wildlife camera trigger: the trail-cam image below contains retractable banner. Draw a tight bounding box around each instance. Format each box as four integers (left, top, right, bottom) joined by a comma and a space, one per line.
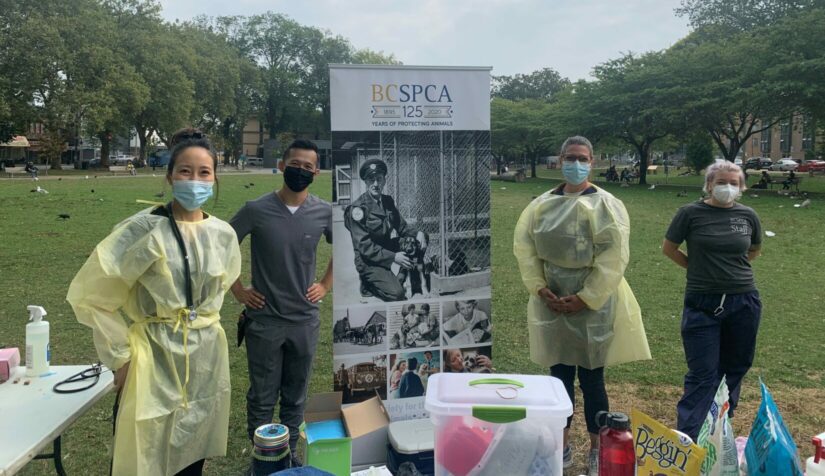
330, 65, 493, 420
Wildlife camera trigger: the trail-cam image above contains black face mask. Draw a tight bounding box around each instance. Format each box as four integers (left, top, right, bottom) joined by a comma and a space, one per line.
283, 166, 314, 192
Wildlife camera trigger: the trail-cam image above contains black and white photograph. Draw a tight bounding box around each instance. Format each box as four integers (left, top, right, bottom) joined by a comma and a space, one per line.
441, 298, 492, 346
332, 306, 387, 355
333, 353, 388, 404
332, 130, 492, 307
442, 346, 493, 374
387, 302, 440, 350
388, 351, 441, 400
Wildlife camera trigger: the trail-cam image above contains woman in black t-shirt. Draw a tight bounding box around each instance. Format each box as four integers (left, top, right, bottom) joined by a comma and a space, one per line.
662, 160, 763, 441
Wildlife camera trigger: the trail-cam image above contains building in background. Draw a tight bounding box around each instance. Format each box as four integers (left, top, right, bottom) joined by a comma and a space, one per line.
743, 115, 822, 161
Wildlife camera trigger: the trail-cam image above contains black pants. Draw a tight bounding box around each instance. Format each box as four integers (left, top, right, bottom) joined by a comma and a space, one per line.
550, 364, 608, 435
111, 391, 205, 475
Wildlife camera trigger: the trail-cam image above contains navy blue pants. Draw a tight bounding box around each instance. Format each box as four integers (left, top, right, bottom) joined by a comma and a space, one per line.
677, 291, 761, 440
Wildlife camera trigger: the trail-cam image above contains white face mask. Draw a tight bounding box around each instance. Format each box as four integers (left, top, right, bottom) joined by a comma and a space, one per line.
711, 184, 740, 204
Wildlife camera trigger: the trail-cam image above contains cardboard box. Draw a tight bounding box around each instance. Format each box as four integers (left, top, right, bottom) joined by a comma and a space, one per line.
299, 392, 390, 476
0, 347, 20, 382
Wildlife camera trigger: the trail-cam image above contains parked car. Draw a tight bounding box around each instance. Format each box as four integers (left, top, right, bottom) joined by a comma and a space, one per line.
744, 157, 772, 170
246, 157, 263, 166
109, 154, 137, 166
734, 158, 743, 166
798, 160, 825, 173
770, 158, 799, 171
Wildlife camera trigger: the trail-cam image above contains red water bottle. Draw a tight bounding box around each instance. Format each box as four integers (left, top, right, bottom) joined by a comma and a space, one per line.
596, 411, 635, 476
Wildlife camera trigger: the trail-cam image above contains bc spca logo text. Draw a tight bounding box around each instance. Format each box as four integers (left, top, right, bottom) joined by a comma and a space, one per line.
371, 84, 453, 103
370, 83, 454, 124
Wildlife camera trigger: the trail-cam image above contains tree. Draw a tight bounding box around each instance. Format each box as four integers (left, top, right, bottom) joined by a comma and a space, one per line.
491, 98, 524, 174
2, 0, 150, 168
685, 134, 715, 173
493, 68, 570, 101
676, 0, 825, 29
351, 48, 401, 65
174, 23, 243, 143
104, 1, 196, 162
491, 98, 555, 177
662, 26, 791, 162
561, 53, 676, 185
761, 9, 825, 120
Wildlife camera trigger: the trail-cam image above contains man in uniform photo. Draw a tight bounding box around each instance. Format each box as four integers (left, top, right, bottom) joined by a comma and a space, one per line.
344, 158, 427, 301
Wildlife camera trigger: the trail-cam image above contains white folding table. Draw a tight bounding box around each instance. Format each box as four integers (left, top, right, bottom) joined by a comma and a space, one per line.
0, 365, 114, 475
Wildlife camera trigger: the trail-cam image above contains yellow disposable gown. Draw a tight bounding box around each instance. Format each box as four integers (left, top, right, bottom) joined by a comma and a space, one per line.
67, 208, 241, 476
513, 185, 650, 369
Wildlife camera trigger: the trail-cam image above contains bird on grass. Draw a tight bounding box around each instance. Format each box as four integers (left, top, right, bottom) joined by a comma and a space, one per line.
649, 184, 656, 190
30, 186, 48, 194
676, 189, 688, 197
58, 178, 62, 181
796, 198, 812, 208
750, 193, 759, 198
90, 189, 95, 193
58, 213, 70, 220
154, 191, 165, 198
249, 183, 255, 186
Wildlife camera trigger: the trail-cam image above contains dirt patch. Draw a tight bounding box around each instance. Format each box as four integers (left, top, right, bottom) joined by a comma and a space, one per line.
562, 383, 823, 475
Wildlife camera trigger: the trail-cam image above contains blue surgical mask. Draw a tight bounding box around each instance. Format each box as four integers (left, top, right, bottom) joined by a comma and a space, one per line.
562, 160, 591, 185
172, 180, 213, 211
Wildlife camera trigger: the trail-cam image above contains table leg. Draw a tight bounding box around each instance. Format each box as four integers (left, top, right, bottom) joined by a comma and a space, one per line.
33, 436, 66, 476
53, 436, 66, 476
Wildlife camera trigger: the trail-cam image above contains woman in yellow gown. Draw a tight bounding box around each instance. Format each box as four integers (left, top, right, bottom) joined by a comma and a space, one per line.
67, 133, 241, 475
514, 136, 649, 475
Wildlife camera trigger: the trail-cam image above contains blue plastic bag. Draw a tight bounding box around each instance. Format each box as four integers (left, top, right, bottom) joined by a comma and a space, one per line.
744, 381, 803, 476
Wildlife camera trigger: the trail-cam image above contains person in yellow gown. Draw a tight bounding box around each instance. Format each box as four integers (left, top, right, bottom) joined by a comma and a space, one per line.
513, 136, 650, 476
67, 132, 241, 476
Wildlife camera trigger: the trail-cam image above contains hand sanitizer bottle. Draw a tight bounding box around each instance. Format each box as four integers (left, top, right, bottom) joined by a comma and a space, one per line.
25, 305, 50, 377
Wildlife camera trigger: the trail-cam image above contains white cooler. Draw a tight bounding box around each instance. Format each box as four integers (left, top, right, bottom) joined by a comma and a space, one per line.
387, 418, 435, 475
424, 373, 572, 476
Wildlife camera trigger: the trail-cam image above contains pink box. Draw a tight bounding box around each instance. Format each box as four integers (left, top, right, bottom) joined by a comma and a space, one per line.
0, 347, 21, 382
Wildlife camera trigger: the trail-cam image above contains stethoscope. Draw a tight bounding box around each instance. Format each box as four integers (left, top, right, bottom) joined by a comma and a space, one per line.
53, 363, 110, 394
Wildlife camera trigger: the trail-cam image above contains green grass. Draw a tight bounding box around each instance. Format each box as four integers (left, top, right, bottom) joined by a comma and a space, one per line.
1, 170, 823, 474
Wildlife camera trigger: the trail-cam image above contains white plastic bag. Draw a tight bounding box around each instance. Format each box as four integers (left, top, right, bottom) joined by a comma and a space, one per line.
697, 377, 739, 476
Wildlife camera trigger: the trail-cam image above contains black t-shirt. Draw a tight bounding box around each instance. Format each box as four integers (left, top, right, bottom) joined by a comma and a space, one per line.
665, 201, 762, 294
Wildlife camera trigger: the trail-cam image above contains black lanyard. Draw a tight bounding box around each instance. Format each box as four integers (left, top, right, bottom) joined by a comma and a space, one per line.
154, 203, 196, 321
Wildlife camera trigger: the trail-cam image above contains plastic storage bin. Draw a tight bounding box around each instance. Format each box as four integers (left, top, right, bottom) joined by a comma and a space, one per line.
424, 373, 572, 476
387, 418, 435, 475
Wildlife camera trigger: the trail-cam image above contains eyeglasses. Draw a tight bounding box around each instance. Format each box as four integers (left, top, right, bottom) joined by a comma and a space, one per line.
563, 155, 591, 163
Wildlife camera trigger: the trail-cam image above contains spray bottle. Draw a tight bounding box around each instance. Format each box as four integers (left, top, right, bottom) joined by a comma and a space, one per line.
807, 433, 825, 476
25, 305, 50, 377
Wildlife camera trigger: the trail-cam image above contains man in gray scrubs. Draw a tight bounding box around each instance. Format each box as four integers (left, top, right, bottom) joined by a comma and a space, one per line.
229, 139, 332, 463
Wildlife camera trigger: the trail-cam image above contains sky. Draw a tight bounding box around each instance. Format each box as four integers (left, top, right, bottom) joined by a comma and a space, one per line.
159, 0, 692, 81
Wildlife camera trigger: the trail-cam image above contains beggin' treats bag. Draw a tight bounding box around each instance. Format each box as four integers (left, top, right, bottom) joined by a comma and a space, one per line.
632, 409, 706, 476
